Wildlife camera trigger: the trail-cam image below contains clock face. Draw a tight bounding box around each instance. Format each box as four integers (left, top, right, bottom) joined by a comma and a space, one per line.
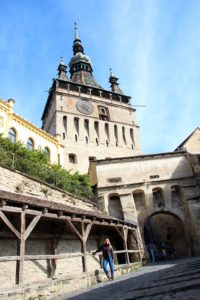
76, 100, 94, 115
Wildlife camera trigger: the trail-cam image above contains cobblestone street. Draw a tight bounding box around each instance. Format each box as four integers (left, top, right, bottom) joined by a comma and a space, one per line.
53, 257, 200, 300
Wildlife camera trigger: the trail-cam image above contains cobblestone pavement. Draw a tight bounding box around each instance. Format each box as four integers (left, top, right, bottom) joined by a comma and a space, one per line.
53, 257, 200, 300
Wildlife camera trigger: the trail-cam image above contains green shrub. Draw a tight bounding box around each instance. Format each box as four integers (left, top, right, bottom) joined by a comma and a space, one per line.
0, 135, 93, 199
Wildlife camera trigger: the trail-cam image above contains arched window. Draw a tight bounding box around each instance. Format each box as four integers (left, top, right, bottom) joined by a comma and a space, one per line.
171, 185, 182, 208
153, 187, 165, 210
63, 116, 67, 133
122, 126, 126, 144
27, 138, 34, 150
74, 117, 79, 134
98, 106, 110, 121
8, 128, 17, 143
108, 194, 123, 220
114, 125, 118, 145
44, 147, 50, 160
84, 119, 89, 136
105, 123, 109, 141
94, 121, 99, 138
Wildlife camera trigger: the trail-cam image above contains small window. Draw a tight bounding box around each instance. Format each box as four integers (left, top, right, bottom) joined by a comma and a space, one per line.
122, 126, 126, 144
8, 128, 16, 143
44, 147, 50, 160
114, 125, 118, 144
27, 138, 34, 150
69, 154, 77, 164
98, 106, 109, 121
85, 136, 88, 144
74, 117, 79, 134
106, 140, 109, 147
149, 175, 160, 179
130, 128, 134, 143
75, 134, 78, 142
94, 121, 99, 138
63, 132, 65, 139
105, 123, 109, 141
63, 116, 67, 133
84, 119, 89, 136
96, 138, 99, 146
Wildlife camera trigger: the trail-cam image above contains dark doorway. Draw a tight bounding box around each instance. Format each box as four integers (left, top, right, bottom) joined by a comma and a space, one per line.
144, 212, 188, 259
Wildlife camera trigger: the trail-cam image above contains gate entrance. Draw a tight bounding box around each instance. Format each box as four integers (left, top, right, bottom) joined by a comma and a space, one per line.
144, 212, 188, 258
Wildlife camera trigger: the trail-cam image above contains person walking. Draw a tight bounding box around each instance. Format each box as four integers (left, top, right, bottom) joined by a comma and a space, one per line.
93, 238, 114, 280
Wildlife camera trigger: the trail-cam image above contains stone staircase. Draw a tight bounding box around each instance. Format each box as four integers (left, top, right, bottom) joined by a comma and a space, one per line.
59, 257, 200, 300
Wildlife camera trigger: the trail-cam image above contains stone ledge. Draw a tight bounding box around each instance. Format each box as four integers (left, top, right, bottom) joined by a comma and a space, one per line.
0, 262, 141, 300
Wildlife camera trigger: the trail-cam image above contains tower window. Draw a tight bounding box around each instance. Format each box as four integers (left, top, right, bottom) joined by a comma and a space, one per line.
114, 124, 118, 145
122, 126, 126, 144
98, 106, 109, 121
84, 119, 89, 136
74, 117, 79, 134
75, 134, 78, 142
85, 136, 88, 144
69, 154, 77, 164
63, 116, 67, 133
94, 121, 99, 138
63, 132, 65, 139
105, 123, 109, 141
130, 128, 134, 144
96, 138, 99, 146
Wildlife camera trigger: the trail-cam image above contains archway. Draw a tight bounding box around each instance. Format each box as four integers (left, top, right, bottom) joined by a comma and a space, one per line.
144, 211, 188, 259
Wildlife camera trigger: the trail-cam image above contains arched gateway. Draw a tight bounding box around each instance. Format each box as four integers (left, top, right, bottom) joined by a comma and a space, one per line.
144, 211, 188, 258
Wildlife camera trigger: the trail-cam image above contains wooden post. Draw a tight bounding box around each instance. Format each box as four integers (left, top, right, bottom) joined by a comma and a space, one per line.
51, 238, 57, 277
123, 227, 130, 265
81, 222, 93, 273
81, 222, 87, 272
18, 212, 25, 284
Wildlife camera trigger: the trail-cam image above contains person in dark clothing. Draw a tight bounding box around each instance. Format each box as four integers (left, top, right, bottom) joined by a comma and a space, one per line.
93, 238, 114, 280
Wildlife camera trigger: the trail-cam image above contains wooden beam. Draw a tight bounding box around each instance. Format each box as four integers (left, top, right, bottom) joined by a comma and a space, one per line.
83, 223, 93, 242
0, 211, 20, 239
115, 226, 125, 240
24, 253, 84, 260
24, 215, 41, 240
18, 212, 25, 284
0, 256, 20, 261
66, 219, 83, 242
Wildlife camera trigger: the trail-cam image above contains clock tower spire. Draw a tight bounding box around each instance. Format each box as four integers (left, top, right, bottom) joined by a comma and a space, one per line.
69, 22, 102, 88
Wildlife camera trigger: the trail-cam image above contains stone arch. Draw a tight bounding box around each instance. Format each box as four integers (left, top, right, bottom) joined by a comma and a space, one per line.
108, 193, 123, 220
144, 211, 188, 259
152, 187, 165, 210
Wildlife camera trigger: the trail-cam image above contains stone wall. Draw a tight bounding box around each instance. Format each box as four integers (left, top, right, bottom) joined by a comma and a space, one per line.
0, 262, 141, 300
0, 165, 101, 213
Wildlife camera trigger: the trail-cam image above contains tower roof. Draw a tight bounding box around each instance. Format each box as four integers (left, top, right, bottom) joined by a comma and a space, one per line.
68, 22, 102, 88
109, 68, 124, 95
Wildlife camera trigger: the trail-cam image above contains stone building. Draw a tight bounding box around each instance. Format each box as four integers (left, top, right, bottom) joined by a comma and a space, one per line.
89, 150, 200, 258
41, 24, 142, 174
1, 23, 200, 298
0, 98, 64, 166
175, 127, 200, 153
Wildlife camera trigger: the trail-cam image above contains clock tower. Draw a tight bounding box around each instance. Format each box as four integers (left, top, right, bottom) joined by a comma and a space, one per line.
41, 24, 142, 173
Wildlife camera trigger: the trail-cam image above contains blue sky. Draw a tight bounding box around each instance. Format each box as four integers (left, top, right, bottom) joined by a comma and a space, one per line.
0, 0, 200, 154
